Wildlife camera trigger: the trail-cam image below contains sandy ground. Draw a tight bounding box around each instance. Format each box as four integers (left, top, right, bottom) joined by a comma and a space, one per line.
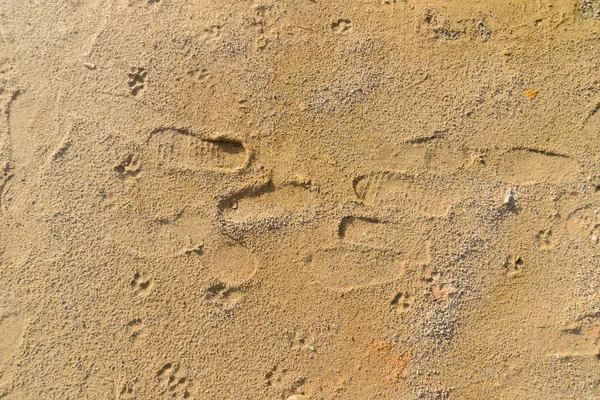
1, 0, 600, 399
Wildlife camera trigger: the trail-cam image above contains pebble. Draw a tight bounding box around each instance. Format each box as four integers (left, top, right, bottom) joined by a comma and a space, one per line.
504, 187, 515, 206
287, 396, 310, 400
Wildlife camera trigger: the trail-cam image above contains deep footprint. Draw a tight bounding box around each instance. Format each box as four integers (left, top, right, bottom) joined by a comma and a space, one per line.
218, 180, 321, 224
146, 127, 248, 172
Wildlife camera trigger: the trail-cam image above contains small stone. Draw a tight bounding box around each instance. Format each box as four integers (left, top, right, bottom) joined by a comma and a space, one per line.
524, 89, 539, 99
287, 396, 310, 400
504, 187, 515, 206
184, 242, 204, 255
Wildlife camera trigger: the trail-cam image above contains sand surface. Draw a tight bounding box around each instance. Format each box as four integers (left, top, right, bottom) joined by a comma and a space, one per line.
1, 0, 600, 399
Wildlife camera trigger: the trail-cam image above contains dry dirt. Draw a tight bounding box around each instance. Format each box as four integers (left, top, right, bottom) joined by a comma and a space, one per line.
1, 0, 600, 399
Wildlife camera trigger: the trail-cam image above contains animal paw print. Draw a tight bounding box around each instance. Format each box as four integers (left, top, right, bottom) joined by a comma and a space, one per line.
422, 8, 462, 40
114, 154, 141, 177
431, 282, 458, 301
331, 19, 352, 34
248, 5, 278, 50
265, 365, 285, 387
505, 255, 523, 278
290, 331, 316, 352
130, 272, 153, 297
128, 67, 147, 96
126, 318, 145, 343
391, 291, 413, 313
200, 25, 222, 44
156, 362, 192, 399
420, 266, 458, 301
420, 265, 440, 284
204, 282, 242, 312
265, 365, 306, 398
536, 229, 554, 249
187, 68, 210, 83
117, 382, 136, 400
